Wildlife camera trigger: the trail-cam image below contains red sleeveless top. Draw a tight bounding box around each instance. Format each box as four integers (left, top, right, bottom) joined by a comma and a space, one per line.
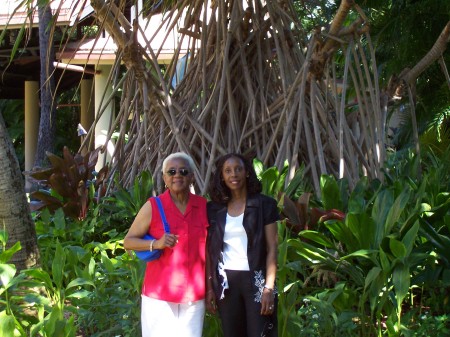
141, 190, 208, 303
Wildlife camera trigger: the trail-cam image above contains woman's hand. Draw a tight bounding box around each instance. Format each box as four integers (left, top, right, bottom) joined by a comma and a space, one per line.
260, 287, 275, 315
154, 233, 179, 249
206, 289, 216, 314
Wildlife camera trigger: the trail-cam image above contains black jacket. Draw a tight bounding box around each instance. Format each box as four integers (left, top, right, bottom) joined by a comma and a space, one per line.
207, 193, 280, 301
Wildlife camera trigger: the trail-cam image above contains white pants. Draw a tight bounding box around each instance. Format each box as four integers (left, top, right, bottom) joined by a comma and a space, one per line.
141, 295, 205, 337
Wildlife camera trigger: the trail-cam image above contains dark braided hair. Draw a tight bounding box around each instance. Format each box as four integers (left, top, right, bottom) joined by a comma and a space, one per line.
208, 153, 262, 204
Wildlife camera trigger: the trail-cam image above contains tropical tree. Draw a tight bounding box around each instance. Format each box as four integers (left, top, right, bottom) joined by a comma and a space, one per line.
82, 0, 389, 194
0, 112, 39, 271
2, 0, 449, 195
84, 0, 450, 196
364, 0, 450, 144
35, 1, 57, 168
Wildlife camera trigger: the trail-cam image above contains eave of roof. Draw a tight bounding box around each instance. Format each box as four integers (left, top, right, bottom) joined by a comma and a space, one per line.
0, 0, 92, 29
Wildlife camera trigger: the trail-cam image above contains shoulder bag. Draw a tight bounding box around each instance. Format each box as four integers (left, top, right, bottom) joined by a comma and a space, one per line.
135, 196, 170, 261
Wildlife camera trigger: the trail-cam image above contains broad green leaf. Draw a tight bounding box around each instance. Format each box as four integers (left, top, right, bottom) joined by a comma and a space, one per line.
277, 236, 288, 267
44, 305, 61, 337
285, 282, 299, 308
340, 249, 378, 261
0, 264, 16, 289
0, 242, 21, 264
347, 194, 366, 214
31, 321, 44, 337
23, 269, 54, 291
65, 246, 90, 266
436, 192, 449, 205
299, 230, 334, 248
132, 175, 141, 209
53, 319, 68, 337
23, 292, 51, 306
0, 230, 8, 246
327, 282, 345, 304
66, 277, 95, 290
66, 289, 92, 299
284, 261, 304, 274
52, 243, 66, 290
384, 188, 411, 234
253, 158, 264, 177
424, 197, 450, 224
336, 260, 365, 286
365, 267, 382, 290
320, 175, 343, 210
346, 213, 376, 250
0, 311, 15, 337
367, 273, 380, 314
325, 220, 358, 252
419, 203, 432, 213
53, 209, 66, 232
284, 165, 305, 198
393, 263, 410, 306
348, 177, 370, 213
275, 162, 289, 195
419, 221, 450, 265
296, 243, 339, 269
100, 252, 115, 273
379, 248, 390, 273
389, 239, 406, 259
260, 167, 279, 196
372, 189, 394, 242
88, 257, 96, 276
0, 270, 27, 293
402, 220, 419, 255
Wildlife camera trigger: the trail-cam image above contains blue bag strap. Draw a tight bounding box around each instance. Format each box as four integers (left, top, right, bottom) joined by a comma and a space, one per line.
154, 196, 170, 233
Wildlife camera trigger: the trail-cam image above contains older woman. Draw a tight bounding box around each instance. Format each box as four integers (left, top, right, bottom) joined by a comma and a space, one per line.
124, 152, 208, 337
206, 153, 280, 337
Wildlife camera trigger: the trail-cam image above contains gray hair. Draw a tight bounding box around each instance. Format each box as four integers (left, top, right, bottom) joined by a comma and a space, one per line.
161, 152, 195, 173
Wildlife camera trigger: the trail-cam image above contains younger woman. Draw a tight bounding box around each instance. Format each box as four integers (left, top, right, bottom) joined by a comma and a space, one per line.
206, 153, 279, 337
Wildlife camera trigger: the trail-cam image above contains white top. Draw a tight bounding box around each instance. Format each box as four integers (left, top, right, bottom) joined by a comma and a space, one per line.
222, 213, 250, 271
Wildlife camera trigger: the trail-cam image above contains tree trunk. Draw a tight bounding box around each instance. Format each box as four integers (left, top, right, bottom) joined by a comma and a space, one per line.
35, 2, 56, 168
0, 112, 40, 271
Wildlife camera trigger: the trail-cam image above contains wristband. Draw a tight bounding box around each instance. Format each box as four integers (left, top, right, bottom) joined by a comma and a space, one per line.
264, 285, 274, 292
149, 239, 156, 252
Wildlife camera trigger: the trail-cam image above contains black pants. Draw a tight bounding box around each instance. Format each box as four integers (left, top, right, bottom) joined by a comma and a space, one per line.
217, 270, 277, 337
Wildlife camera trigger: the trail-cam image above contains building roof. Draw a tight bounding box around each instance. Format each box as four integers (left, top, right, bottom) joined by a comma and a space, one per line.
0, 0, 92, 29
0, 0, 195, 99
0, 1, 98, 99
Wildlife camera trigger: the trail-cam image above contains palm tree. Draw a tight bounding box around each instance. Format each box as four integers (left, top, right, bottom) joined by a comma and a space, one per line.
0, 112, 39, 271
34, 2, 57, 168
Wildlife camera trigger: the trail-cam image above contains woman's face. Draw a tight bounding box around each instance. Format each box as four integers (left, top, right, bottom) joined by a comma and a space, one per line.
221, 156, 247, 192
163, 158, 194, 193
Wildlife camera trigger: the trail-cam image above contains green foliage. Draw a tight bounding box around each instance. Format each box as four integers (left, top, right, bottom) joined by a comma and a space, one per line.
365, 0, 450, 149
3, 151, 450, 336
1, 229, 78, 337
0, 168, 156, 336
100, 170, 154, 234
0, 91, 84, 171
292, 0, 339, 36
253, 143, 449, 336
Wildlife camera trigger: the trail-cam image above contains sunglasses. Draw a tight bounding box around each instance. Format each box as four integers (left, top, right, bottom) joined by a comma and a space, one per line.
166, 168, 190, 176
